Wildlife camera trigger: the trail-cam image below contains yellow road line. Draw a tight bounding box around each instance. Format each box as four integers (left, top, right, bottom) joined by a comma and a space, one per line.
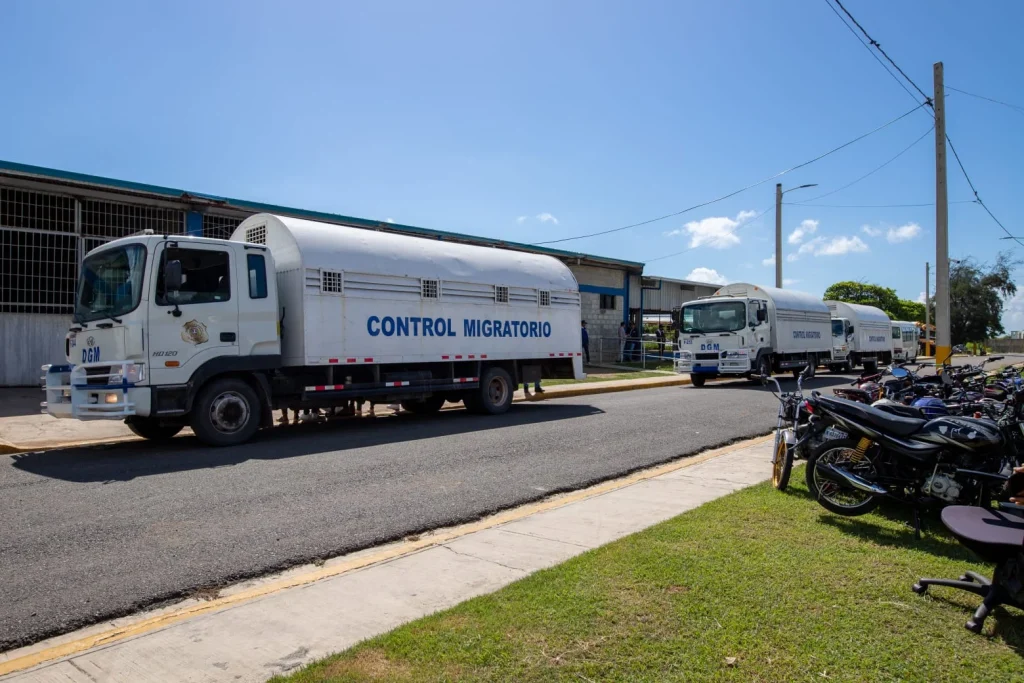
0, 434, 769, 677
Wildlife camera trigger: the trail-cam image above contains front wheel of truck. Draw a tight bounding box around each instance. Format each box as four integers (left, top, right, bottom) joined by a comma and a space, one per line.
190, 377, 261, 447
690, 375, 707, 387
125, 416, 184, 442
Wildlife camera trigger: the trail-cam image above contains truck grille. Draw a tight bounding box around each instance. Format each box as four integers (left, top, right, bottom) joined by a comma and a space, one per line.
695, 353, 720, 360
85, 366, 113, 385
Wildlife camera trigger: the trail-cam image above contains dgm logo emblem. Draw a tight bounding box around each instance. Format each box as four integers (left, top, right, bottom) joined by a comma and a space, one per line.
82, 335, 100, 363
181, 320, 209, 345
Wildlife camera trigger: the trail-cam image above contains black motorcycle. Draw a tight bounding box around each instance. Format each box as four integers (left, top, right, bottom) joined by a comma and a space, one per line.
803, 384, 1023, 528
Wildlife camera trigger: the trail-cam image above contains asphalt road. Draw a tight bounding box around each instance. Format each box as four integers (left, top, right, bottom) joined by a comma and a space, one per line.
2, 355, 1019, 650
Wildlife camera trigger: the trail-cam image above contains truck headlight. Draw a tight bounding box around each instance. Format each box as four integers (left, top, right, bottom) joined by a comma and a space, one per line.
110, 364, 145, 384
679, 351, 692, 361
725, 351, 747, 359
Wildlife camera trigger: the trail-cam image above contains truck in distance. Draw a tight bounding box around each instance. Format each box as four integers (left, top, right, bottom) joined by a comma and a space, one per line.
674, 283, 832, 387
824, 301, 893, 373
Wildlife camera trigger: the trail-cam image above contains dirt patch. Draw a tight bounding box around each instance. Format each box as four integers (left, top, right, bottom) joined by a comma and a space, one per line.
320, 649, 413, 681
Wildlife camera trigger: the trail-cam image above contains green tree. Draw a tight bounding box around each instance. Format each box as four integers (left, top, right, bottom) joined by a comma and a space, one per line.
949, 252, 1020, 345
822, 281, 902, 319
894, 299, 927, 323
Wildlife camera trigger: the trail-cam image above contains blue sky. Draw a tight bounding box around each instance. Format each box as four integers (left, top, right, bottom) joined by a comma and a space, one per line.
3, 1, 1022, 325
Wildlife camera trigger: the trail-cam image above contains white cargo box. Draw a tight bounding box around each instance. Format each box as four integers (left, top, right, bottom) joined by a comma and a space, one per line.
826, 301, 892, 355
233, 215, 583, 373
713, 283, 832, 356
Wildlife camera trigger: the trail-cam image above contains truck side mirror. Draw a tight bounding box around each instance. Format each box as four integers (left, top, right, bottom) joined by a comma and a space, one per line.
756, 308, 767, 322
164, 259, 183, 292
846, 324, 854, 336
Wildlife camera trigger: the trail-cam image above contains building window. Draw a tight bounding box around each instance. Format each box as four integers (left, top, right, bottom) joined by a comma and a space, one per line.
321, 270, 343, 294
539, 290, 551, 307
422, 279, 439, 299
247, 254, 268, 299
203, 214, 244, 240
495, 285, 509, 303
157, 248, 231, 305
600, 294, 617, 310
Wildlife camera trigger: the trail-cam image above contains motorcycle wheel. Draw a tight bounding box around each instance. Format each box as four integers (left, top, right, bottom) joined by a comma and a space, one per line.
805, 438, 881, 516
772, 431, 794, 491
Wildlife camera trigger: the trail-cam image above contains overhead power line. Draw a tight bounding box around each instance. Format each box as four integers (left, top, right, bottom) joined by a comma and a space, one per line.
944, 134, 1023, 247
829, 0, 932, 106
946, 86, 1024, 118
785, 200, 975, 208
642, 206, 772, 264
533, 102, 925, 246
798, 125, 933, 203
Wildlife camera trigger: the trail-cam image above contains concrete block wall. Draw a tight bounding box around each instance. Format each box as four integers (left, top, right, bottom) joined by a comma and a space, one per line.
580, 292, 623, 353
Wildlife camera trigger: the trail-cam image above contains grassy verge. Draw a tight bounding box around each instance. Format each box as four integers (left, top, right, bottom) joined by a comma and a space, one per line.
542, 370, 672, 386
273, 473, 1023, 683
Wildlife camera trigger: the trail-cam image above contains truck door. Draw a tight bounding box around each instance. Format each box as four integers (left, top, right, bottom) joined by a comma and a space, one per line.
148, 241, 240, 385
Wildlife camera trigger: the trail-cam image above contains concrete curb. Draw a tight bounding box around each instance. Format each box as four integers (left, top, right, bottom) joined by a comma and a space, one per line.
0, 375, 693, 455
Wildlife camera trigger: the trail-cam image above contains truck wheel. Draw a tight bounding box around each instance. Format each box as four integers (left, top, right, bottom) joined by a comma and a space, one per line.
125, 416, 183, 442
401, 396, 446, 415
757, 355, 772, 379
476, 367, 513, 415
864, 361, 878, 373
691, 375, 707, 388
190, 378, 261, 447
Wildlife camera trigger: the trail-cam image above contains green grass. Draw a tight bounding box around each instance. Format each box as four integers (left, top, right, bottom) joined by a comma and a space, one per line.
272, 472, 1024, 683
542, 370, 671, 386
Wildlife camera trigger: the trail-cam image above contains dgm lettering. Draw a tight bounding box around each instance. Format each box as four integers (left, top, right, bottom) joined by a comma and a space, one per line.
367, 316, 552, 338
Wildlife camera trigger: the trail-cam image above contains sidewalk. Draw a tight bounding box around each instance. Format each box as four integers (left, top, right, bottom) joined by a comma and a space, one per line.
0, 436, 771, 682
0, 373, 692, 454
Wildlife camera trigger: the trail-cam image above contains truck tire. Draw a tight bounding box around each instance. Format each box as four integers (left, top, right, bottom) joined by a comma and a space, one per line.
401, 396, 446, 415
756, 355, 772, 379
124, 416, 183, 442
190, 377, 261, 447
691, 375, 707, 388
476, 367, 514, 415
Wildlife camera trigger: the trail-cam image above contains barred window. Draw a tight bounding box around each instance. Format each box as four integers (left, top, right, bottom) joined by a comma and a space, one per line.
495, 285, 509, 303
0, 229, 78, 313
81, 199, 183, 239
539, 290, 551, 306
204, 214, 244, 240
421, 279, 439, 299
245, 223, 267, 245
0, 188, 75, 233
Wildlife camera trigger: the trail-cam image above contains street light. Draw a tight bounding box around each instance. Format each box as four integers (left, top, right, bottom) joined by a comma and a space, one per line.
775, 183, 818, 288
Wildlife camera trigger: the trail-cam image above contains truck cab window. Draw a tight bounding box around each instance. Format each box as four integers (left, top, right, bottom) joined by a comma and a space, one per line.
157, 248, 231, 305
247, 254, 267, 299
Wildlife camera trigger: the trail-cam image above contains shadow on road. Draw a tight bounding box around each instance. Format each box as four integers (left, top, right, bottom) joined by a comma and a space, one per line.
10, 402, 605, 483
695, 374, 855, 393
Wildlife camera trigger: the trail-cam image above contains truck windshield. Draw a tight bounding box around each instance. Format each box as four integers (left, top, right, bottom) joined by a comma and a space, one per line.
74, 245, 147, 323
680, 301, 746, 333
832, 319, 844, 337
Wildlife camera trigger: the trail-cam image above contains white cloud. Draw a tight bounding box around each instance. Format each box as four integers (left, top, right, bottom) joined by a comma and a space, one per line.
385, 217, 395, 223
666, 209, 757, 249
536, 212, 559, 225
788, 235, 869, 261
787, 219, 819, 245
916, 291, 927, 304
762, 254, 776, 267
783, 278, 800, 286
862, 225, 882, 237
684, 267, 729, 286
516, 215, 527, 224
887, 222, 921, 243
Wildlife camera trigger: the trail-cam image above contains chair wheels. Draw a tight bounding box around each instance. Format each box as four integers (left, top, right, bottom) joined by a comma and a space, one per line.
912, 583, 927, 595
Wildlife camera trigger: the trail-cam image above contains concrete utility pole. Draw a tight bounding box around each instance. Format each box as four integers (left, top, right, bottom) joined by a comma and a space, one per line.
934, 62, 951, 365
925, 261, 931, 347
775, 183, 783, 288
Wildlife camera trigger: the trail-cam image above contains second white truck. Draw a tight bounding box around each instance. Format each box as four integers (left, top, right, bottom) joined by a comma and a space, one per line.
674, 283, 832, 387
824, 301, 893, 373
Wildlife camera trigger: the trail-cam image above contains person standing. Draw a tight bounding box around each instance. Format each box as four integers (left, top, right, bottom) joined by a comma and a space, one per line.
618, 321, 627, 362
656, 325, 665, 358
523, 378, 543, 397
581, 320, 590, 364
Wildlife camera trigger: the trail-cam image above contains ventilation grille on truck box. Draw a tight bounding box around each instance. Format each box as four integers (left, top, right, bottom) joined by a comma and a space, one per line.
495, 285, 509, 303
421, 279, 439, 299
245, 224, 267, 245
320, 270, 343, 294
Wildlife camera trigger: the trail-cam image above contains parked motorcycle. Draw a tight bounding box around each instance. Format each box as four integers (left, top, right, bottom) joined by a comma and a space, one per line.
764, 366, 812, 491
802, 383, 1024, 532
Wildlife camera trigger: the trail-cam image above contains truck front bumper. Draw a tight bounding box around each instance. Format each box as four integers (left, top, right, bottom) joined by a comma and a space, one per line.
676, 357, 752, 375
42, 362, 150, 420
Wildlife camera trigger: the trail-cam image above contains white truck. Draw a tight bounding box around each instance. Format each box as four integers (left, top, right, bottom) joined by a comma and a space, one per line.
43, 213, 583, 446
824, 301, 893, 373
674, 283, 832, 387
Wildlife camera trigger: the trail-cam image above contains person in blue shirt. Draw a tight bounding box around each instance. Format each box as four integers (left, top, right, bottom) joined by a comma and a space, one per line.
581, 320, 590, 364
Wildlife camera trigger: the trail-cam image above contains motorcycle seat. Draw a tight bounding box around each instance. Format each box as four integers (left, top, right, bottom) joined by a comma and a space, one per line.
874, 403, 926, 419
815, 395, 927, 437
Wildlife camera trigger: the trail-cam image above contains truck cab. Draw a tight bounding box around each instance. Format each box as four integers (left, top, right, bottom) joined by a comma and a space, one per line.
44, 234, 280, 438
675, 296, 770, 384
830, 317, 852, 370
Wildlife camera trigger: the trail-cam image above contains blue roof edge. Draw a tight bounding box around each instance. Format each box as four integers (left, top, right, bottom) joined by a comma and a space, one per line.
0, 159, 644, 270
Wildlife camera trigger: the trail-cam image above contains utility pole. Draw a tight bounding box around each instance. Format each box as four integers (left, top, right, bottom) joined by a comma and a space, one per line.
925, 262, 931, 354
934, 62, 950, 366
775, 183, 783, 288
